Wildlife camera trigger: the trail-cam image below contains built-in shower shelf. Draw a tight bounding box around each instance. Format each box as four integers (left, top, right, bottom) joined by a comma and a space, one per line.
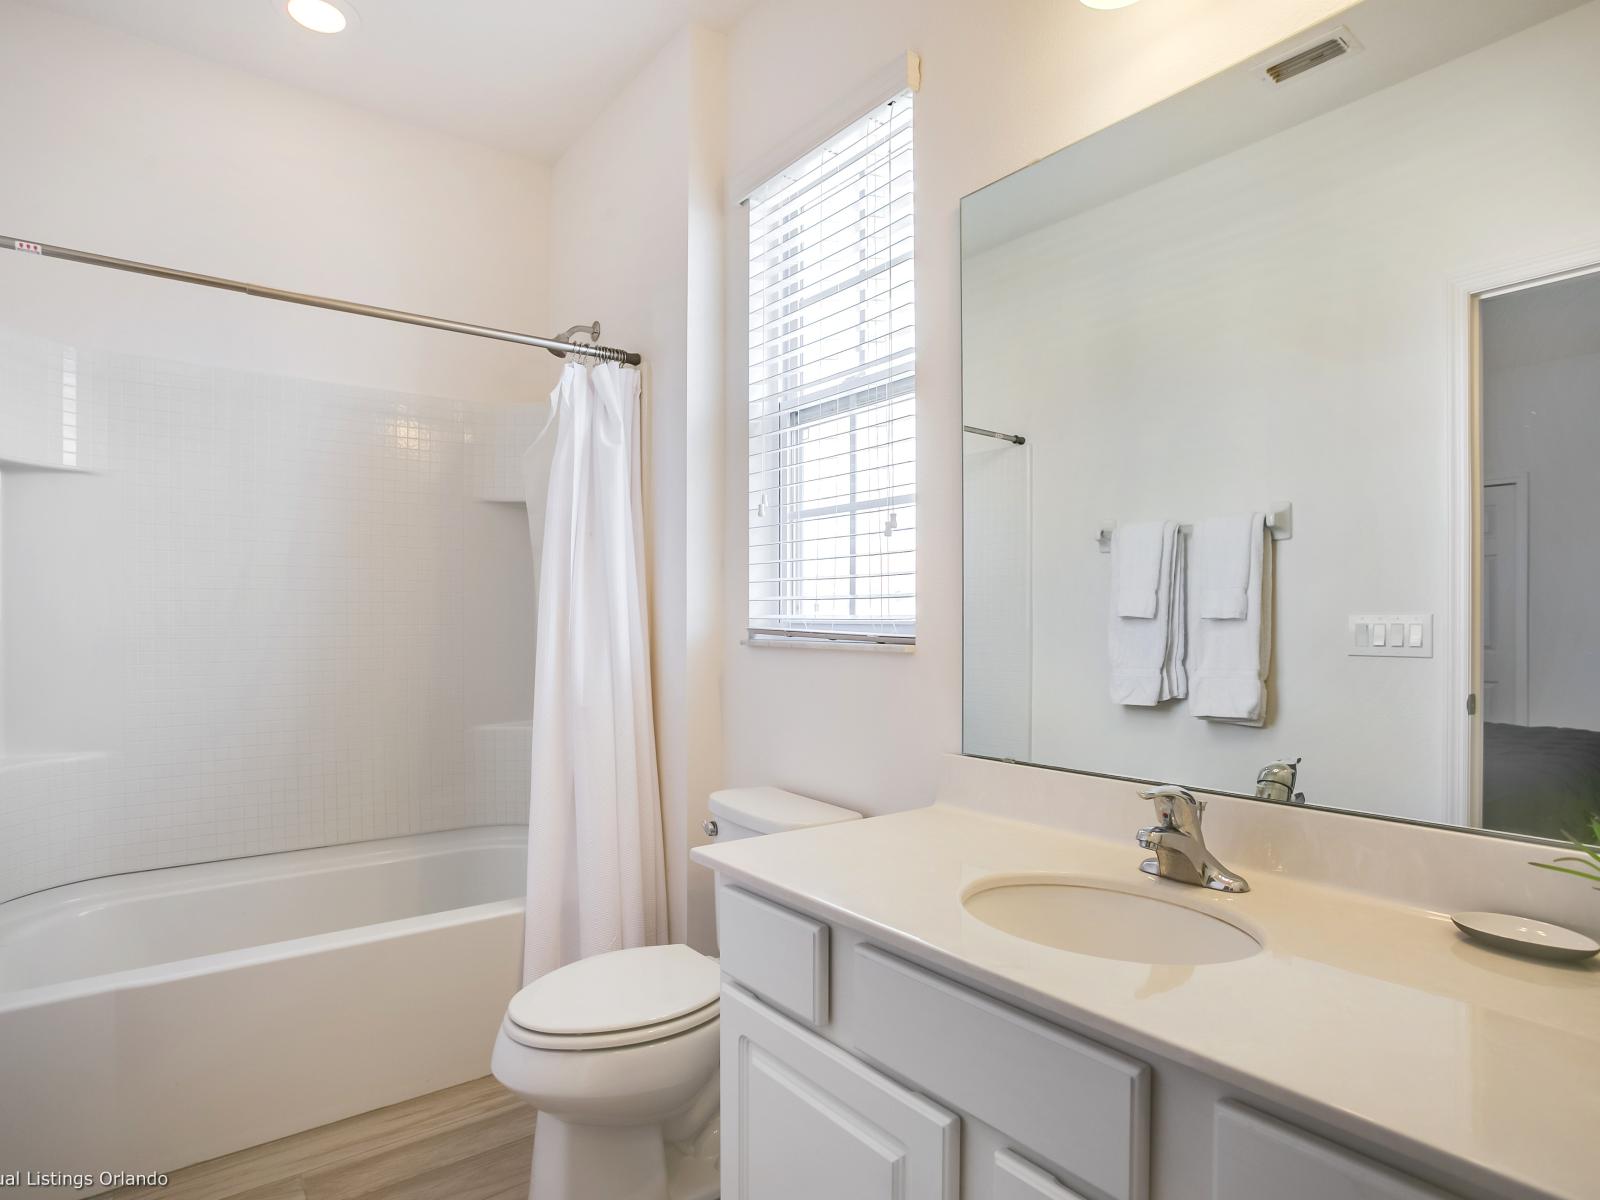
0, 750, 108, 778
0, 456, 94, 474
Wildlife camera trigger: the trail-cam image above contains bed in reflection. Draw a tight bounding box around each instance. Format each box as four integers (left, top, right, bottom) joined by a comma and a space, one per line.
1482, 723, 1600, 841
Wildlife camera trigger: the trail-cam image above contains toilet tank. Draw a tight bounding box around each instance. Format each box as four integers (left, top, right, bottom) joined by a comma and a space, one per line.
707, 786, 861, 843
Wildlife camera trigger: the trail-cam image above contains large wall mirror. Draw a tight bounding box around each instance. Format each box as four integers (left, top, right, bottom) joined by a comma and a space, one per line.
960, 0, 1600, 842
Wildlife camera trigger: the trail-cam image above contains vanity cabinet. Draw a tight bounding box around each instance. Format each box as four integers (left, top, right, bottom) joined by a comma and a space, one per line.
720, 982, 960, 1200
1213, 1102, 1457, 1200
717, 885, 832, 1026
851, 946, 1148, 1200
993, 1151, 1090, 1200
714, 885, 1480, 1200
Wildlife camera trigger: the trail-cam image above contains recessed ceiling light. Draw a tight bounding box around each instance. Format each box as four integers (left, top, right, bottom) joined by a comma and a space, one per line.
286, 0, 349, 34
1080, 0, 1142, 9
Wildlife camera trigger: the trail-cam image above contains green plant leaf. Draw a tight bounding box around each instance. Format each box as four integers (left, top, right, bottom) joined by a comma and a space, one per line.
1554, 833, 1600, 866
1531, 862, 1600, 887
1529, 814, 1600, 891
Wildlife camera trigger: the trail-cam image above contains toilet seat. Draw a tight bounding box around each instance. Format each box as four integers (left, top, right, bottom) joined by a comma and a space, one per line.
505, 944, 720, 1052
502, 998, 718, 1051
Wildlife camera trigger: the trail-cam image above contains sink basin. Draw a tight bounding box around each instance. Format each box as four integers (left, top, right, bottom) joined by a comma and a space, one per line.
963, 877, 1261, 965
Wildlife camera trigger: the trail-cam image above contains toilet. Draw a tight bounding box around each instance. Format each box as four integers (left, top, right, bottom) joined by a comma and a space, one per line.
492, 787, 861, 1200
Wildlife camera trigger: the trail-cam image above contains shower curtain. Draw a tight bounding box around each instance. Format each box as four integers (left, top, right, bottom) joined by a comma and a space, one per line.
521, 360, 668, 984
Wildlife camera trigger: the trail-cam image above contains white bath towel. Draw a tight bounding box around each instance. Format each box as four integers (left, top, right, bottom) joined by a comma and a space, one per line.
1113, 519, 1165, 618
1188, 513, 1272, 725
1164, 532, 1188, 702
1192, 513, 1254, 619
1109, 521, 1187, 706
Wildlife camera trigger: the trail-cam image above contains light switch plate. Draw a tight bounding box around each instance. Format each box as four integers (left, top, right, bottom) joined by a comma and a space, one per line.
1349, 614, 1432, 658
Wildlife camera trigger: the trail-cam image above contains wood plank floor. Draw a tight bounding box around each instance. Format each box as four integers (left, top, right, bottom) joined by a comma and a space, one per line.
100, 1077, 534, 1200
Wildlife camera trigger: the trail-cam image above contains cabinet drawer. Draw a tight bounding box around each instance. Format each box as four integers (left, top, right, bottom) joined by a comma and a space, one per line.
852, 946, 1149, 1200
722, 983, 959, 1200
1214, 1102, 1460, 1200
995, 1150, 1088, 1200
717, 886, 830, 1025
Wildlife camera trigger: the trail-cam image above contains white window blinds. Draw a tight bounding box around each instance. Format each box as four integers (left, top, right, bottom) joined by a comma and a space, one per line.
746, 90, 916, 645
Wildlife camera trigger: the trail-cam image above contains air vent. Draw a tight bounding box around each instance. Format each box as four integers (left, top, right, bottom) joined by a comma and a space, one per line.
1262, 28, 1360, 84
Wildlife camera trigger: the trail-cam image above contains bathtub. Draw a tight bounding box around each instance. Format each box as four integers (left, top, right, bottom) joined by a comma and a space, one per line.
0, 827, 526, 1197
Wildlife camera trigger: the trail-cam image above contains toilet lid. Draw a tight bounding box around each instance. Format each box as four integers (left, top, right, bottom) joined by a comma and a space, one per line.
507, 944, 720, 1038
500, 1000, 718, 1051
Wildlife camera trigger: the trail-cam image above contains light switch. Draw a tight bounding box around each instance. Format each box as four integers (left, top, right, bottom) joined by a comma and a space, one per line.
1348, 613, 1433, 658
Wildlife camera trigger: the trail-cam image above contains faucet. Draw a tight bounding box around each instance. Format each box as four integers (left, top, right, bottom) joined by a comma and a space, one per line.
1136, 785, 1249, 893
1254, 758, 1305, 805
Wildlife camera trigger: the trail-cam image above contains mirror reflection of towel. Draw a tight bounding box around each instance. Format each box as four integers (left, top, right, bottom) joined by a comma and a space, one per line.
1108, 521, 1187, 706
1189, 514, 1271, 726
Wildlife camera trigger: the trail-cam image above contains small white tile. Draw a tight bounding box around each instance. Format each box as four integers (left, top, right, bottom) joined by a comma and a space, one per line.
0, 329, 539, 902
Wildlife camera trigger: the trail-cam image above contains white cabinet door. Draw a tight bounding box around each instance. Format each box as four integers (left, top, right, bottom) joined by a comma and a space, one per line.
1215, 1103, 1460, 1200
994, 1149, 1089, 1200
722, 983, 959, 1200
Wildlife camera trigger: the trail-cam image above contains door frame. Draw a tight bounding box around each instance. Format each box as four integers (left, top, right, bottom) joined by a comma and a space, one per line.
1449, 246, 1600, 827
1480, 474, 1529, 731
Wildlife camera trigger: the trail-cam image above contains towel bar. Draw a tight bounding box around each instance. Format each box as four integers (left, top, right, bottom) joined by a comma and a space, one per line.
1096, 503, 1292, 553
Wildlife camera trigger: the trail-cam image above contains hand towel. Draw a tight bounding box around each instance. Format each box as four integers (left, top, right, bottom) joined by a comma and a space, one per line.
1112, 520, 1165, 618
1109, 520, 1187, 706
1188, 513, 1272, 725
1192, 513, 1254, 619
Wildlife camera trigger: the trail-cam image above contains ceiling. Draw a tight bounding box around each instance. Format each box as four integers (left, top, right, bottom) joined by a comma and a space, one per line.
1482, 271, 1600, 372
20, 0, 756, 161
962, 0, 1584, 255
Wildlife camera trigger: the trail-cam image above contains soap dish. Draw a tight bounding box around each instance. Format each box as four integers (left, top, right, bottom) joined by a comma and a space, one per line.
1451, 912, 1599, 962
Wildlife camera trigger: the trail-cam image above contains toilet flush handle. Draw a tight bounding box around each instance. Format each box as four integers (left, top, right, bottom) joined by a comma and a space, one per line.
702, 819, 718, 838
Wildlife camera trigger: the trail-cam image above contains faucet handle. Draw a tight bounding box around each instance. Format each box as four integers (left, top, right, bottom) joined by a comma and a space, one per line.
1139, 784, 1202, 831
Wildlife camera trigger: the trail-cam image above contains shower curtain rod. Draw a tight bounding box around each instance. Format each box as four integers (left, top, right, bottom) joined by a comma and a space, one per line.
963, 424, 1026, 445
3, 234, 643, 365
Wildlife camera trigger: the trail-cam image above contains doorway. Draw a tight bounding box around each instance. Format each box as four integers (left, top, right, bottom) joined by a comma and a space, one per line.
1473, 267, 1600, 840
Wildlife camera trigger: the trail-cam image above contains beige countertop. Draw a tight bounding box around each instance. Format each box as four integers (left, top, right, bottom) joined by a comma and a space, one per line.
693, 803, 1600, 1200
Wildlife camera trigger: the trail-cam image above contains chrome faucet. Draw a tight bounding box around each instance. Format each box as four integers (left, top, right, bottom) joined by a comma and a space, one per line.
1136, 785, 1249, 893
1254, 758, 1305, 805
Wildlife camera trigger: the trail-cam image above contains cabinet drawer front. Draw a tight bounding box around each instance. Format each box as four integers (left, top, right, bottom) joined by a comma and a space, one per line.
852, 946, 1149, 1200
717, 886, 830, 1025
995, 1150, 1089, 1200
1214, 1103, 1460, 1200
722, 983, 959, 1200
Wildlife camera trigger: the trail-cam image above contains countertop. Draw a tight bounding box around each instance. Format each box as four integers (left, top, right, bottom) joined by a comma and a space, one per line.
693, 803, 1600, 1200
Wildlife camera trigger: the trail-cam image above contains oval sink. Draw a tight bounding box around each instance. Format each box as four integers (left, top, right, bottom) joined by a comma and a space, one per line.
963, 877, 1261, 965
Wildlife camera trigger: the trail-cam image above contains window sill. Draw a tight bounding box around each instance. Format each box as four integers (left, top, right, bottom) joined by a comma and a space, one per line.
742, 635, 915, 655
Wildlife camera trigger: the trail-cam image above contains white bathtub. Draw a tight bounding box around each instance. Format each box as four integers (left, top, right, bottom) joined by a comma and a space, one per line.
0, 827, 526, 1197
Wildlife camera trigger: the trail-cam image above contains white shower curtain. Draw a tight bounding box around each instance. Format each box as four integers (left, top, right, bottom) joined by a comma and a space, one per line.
521, 360, 668, 985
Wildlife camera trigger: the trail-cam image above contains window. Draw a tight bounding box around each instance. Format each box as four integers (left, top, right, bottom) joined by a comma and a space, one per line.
746, 90, 916, 645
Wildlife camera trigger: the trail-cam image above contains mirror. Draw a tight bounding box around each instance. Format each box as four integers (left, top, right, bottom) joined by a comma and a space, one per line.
960, 0, 1600, 842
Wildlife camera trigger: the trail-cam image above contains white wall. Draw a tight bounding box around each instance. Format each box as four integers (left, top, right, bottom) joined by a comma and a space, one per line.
0, 0, 556, 405
962, 437, 1032, 762
0, 2, 555, 902
1483, 282, 1600, 733
548, 27, 727, 952
717, 0, 1356, 822
961, 3, 1600, 824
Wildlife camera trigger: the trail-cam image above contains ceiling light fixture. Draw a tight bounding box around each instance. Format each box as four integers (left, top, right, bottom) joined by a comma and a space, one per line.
1080, 0, 1142, 9
286, 0, 349, 34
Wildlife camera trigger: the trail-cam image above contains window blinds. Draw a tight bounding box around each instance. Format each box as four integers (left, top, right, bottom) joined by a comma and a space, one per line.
746, 90, 916, 644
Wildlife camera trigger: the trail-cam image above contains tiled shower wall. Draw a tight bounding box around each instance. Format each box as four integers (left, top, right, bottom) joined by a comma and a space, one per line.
0, 327, 543, 903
